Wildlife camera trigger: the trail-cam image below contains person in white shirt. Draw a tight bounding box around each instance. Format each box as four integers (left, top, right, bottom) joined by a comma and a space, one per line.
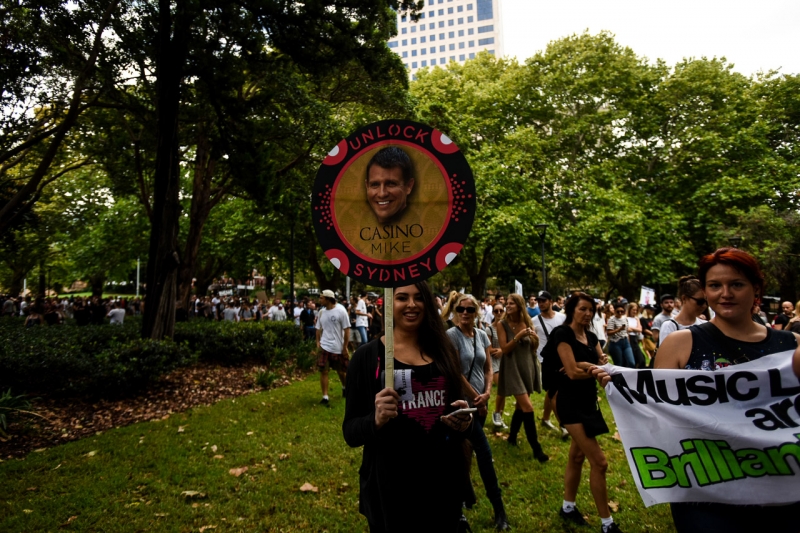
354, 291, 370, 344
267, 299, 280, 320
293, 301, 303, 327
530, 291, 568, 437
591, 302, 607, 348
107, 301, 126, 325
316, 290, 350, 406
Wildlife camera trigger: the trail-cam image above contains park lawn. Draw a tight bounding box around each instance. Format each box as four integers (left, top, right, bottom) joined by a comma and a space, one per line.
0, 378, 676, 533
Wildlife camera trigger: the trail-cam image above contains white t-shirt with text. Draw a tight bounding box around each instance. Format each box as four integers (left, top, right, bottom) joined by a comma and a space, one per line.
316, 303, 350, 354
355, 299, 369, 328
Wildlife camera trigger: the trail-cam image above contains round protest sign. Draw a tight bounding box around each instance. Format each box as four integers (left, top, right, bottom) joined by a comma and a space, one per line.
312, 120, 475, 287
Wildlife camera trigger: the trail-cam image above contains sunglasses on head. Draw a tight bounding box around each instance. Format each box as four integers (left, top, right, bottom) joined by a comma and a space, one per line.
456, 306, 476, 314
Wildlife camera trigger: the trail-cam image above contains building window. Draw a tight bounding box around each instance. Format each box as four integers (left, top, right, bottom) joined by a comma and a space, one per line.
438, 8, 444, 15
429, 23, 434, 29
448, 19, 454, 26
468, 28, 474, 35
467, 3, 473, 10
388, 41, 398, 48
401, 15, 407, 22
430, 46, 436, 53
404, 63, 409, 69
478, 37, 494, 46
450, 55, 455, 61
458, 30, 464, 36
421, 48, 426, 55
459, 42, 465, 49
477, 0, 493, 21
447, 7, 453, 13
478, 25, 494, 33
467, 16, 473, 23
469, 52, 476, 59
402, 51, 408, 57
419, 24, 426, 32
421, 36, 426, 43
449, 43, 455, 50
438, 21, 444, 27
439, 45, 445, 52
459, 54, 465, 61
402, 39, 408, 46
430, 58, 436, 65
457, 17, 463, 24
401, 28, 407, 34
419, 13, 425, 19
448, 31, 454, 38
430, 35, 436, 41
412, 49, 417, 56
428, 0, 434, 4
440, 33, 445, 39
422, 60, 427, 67
412, 62, 418, 68
412, 74, 417, 80
411, 26, 416, 33
468, 40, 475, 47
457, 5, 463, 12
488, 49, 495, 55
411, 37, 417, 44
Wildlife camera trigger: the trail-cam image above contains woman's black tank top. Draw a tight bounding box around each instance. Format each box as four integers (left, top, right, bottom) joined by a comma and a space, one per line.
686, 322, 797, 371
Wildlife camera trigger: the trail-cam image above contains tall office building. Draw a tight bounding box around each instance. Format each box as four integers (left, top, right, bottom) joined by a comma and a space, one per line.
388, 0, 504, 80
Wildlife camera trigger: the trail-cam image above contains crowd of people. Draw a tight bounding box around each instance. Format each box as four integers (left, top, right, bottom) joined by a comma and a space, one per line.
341, 247, 800, 533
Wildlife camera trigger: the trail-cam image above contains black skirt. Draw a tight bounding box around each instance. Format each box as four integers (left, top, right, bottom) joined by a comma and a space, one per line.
556, 395, 609, 438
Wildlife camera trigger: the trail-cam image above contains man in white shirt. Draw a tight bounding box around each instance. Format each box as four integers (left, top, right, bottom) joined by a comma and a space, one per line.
354, 291, 370, 344
267, 299, 281, 320
531, 291, 568, 437
107, 301, 126, 325
293, 301, 303, 327
316, 290, 350, 406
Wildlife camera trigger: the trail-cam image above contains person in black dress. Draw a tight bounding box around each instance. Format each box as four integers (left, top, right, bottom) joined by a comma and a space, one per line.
343, 282, 474, 533
547, 293, 622, 533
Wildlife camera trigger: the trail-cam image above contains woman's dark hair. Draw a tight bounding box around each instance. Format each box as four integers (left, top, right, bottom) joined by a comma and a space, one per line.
405, 281, 470, 399
564, 292, 597, 327
698, 247, 765, 305
613, 302, 626, 310
678, 275, 703, 300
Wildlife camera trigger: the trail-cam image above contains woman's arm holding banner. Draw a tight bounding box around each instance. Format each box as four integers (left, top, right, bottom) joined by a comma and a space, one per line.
557, 342, 593, 380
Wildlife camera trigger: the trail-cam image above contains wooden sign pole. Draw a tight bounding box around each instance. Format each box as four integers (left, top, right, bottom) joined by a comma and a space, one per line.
384, 287, 394, 390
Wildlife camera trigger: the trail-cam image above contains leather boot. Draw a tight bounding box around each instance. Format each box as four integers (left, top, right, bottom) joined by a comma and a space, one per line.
522, 411, 549, 462
491, 496, 511, 531
507, 408, 523, 446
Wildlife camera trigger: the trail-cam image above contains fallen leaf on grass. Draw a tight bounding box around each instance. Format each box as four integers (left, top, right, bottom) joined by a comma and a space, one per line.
199, 526, 217, 532
246, 431, 254, 436
229, 467, 248, 477
177, 426, 186, 433
154, 513, 169, 517
180, 491, 207, 499
299, 483, 318, 493
612, 432, 621, 441
84, 450, 97, 457
23, 509, 33, 514
26, 487, 37, 491
65, 516, 78, 523
278, 453, 290, 460
213, 455, 224, 459
618, 480, 627, 487
34, 448, 47, 453
210, 445, 217, 453
608, 500, 620, 512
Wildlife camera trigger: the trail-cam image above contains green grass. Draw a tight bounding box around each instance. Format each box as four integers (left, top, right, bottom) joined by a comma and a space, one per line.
0, 378, 676, 533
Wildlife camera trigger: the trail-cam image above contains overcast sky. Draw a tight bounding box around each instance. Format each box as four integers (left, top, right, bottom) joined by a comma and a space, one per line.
501, 0, 800, 77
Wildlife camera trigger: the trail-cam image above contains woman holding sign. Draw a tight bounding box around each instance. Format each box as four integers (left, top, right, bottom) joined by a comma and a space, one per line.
544, 293, 622, 533
652, 248, 800, 533
447, 294, 510, 531
343, 282, 475, 532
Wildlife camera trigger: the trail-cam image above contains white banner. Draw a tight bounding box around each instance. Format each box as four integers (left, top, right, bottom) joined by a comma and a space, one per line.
602, 352, 800, 507
515, 280, 523, 297
639, 285, 655, 306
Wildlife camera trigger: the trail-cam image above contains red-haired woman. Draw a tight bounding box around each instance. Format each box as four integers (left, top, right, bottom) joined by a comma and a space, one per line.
652, 248, 800, 532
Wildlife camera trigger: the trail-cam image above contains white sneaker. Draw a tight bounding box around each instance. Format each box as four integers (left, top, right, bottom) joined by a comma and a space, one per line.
561, 427, 570, 439
541, 418, 557, 430
492, 412, 507, 429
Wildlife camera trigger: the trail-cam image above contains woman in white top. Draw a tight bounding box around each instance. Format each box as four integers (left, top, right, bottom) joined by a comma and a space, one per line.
591, 303, 607, 349
656, 275, 707, 349
625, 303, 646, 368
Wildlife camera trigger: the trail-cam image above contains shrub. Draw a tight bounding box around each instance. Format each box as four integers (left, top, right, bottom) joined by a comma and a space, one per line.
0, 389, 34, 436
254, 369, 278, 390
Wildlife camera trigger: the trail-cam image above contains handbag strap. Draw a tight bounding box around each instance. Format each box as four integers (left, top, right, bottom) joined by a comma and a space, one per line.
466, 328, 479, 383
537, 315, 549, 340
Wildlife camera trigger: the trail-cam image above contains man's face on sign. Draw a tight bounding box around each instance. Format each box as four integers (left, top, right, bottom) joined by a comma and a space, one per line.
366, 165, 414, 224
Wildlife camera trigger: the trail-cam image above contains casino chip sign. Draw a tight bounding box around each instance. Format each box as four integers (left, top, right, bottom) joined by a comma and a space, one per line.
312, 120, 476, 287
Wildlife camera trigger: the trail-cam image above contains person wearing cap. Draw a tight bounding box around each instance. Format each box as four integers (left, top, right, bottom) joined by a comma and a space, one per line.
651, 294, 676, 345
316, 290, 350, 406
532, 290, 568, 437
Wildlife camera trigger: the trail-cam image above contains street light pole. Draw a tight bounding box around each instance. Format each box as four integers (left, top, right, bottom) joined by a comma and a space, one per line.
728, 235, 743, 248
535, 224, 549, 292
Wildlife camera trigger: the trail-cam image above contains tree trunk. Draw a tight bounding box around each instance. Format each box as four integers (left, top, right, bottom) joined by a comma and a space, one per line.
142, 0, 192, 340
463, 244, 492, 298
177, 126, 223, 310
89, 273, 106, 297
304, 223, 342, 291
8, 268, 25, 296
194, 257, 224, 298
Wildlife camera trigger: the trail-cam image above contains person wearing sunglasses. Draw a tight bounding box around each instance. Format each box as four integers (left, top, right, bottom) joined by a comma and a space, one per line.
447, 295, 510, 530
606, 303, 635, 368
655, 276, 707, 353
496, 293, 549, 463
